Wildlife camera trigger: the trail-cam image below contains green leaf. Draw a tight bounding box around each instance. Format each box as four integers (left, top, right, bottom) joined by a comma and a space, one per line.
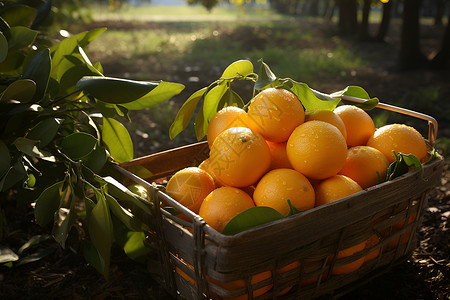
83, 146, 108, 173
52, 184, 76, 248
0, 16, 11, 40
0, 139, 11, 178
105, 193, 147, 232
83, 241, 105, 276
202, 83, 228, 124
22, 48, 51, 102
288, 80, 340, 111
221, 59, 254, 78
0, 79, 36, 103
1, 4, 36, 27
13, 137, 55, 161
255, 60, 278, 90
27, 118, 63, 147
121, 81, 184, 110
102, 117, 133, 163
102, 176, 152, 218
61, 132, 97, 161
77, 44, 103, 76
286, 199, 303, 216
0, 245, 19, 264
123, 231, 151, 262
0, 49, 24, 72
7, 26, 38, 50
1, 157, 27, 191
169, 87, 207, 140
51, 28, 106, 81
222, 206, 284, 235
58, 65, 98, 96
17, 234, 51, 256
34, 180, 64, 227
194, 105, 207, 141
76, 76, 159, 104
88, 188, 114, 277
386, 152, 424, 182
0, 32, 7, 63
331, 86, 379, 110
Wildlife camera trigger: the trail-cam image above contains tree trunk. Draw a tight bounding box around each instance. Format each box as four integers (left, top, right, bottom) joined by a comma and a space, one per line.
359, 0, 372, 40
337, 0, 358, 36
398, 0, 428, 69
434, 0, 445, 26
430, 9, 450, 69
375, 0, 392, 42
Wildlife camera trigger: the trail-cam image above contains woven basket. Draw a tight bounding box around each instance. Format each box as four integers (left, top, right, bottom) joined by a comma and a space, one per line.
116, 100, 444, 300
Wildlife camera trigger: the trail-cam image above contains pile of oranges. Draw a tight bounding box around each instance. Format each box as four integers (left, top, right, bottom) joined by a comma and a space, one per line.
164, 87, 429, 294
166, 87, 428, 231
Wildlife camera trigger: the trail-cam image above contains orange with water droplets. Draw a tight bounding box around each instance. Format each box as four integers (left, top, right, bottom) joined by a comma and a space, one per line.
253, 168, 315, 216
334, 105, 375, 147
338, 146, 389, 189
286, 120, 348, 180
207, 106, 250, 148
247, 88, 305, 142
165, 167, 216, 214
305, 109, 347, 140
366, 124, 428, 164
199, 186, 255, 233
209, 127, 271, 187
315, 175, 363, 207
266, 140, 293, 170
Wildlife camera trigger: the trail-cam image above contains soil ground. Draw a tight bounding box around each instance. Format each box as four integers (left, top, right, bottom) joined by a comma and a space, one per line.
1, 17, 449, 299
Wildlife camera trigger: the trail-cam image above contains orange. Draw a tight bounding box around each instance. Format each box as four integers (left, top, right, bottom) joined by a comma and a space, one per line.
266, 141, 293, 170
247, 88, 305, 142
364, 234, 381, 262
209, 271, 273, 300
334, 105, 375, 147
331, 241, 366, 275
198, 158, 224, 187
286, 120, 348, 180
209, 127, 271, 187
305, 109, 347, 140
253, 168, 315, 216
387, 212, 417, 249
165, 167, 216, 214
207, 106, 250, 148
175, 260, 196, 287
276, 261, 300, 296
198, 186, 255, 233
314, 175, 363, 207
338, 146, 389, 189
366, 124, 428, 164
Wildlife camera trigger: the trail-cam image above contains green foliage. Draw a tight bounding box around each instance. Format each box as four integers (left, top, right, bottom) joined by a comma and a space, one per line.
0, 1, 184, 276
169, 59, 378, 141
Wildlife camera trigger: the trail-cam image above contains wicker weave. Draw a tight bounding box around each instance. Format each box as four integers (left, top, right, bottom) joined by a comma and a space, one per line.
118, 140, 443, 300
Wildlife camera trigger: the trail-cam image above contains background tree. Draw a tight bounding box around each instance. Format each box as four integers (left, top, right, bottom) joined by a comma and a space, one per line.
430, 6, 450, 68
337, 0, 358, 35
375, 0, 393, 42
398, 0, 428, 69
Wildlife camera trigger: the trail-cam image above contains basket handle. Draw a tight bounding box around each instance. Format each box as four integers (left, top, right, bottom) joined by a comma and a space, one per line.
339, 95, 438, 146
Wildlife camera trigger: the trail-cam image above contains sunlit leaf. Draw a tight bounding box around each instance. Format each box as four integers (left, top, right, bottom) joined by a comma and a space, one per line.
288, 80, 340, 111
121, 81, 184, 110
77, 76, 159, 104
0, 245, 18, 264
222, 206, 284, 235
123, 231, 151, 262
202, 84, 228, 124
255, 60, 277, 90
194, 106, 207, 141
102, 117, 133, 163
52, 185, 75, 248
13, 137, 55, 161
386, 152, 424, 182
8, 26, 38, 50
169, 87, 207, 140
17, 234, 51, 255
105, 193, 147, 232
331, 86, 379, 110
221, 59, 254, 78
61, 132, 97, 161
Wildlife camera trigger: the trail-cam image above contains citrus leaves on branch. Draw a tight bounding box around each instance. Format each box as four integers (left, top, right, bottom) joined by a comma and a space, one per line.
169, 59, 378, 141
